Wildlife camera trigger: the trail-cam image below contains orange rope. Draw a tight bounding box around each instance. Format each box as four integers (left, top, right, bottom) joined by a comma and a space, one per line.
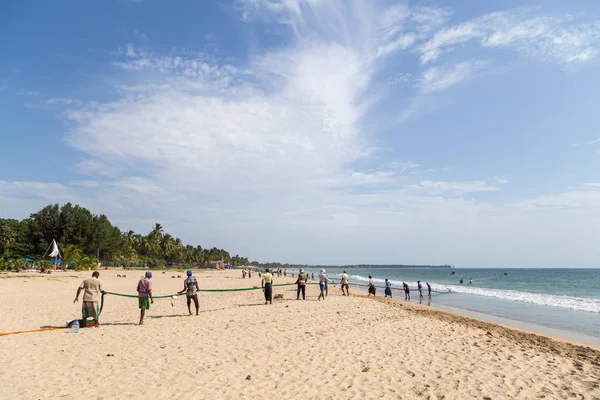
0, 327, 64, 337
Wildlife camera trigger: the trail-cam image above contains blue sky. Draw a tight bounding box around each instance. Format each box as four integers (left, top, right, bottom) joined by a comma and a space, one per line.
1, 0, 600, 267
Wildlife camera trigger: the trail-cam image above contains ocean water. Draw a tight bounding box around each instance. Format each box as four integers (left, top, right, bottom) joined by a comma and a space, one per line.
301, 267, 600, 345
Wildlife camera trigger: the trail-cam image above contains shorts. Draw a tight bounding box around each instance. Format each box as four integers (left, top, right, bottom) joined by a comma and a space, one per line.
319, 282, 326, 291
138, 296, 150, 310
342, 283, 349, 290
187, 294, 199, 308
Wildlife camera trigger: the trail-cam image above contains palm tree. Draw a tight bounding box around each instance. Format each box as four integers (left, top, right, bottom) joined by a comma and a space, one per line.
62, 244, 82, 265
150, 223, 163, 241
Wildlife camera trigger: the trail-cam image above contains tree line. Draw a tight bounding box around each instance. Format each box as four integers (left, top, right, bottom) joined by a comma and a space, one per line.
0, 203, 251, 270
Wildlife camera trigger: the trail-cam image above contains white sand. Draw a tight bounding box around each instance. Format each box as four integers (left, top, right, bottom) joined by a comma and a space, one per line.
0, 270, 599, 399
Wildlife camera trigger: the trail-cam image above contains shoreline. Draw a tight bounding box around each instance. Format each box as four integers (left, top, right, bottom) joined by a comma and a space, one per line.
337, 280, 600, 350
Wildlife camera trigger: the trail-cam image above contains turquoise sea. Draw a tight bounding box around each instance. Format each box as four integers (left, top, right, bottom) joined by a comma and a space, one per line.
301, 267, 600, 346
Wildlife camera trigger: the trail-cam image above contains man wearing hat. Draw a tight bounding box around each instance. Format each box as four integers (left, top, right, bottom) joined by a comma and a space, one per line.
137, 271, 154, 325
179, 269, 200, 315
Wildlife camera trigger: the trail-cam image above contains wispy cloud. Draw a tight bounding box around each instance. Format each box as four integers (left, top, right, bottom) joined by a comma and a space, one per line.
495, 177, 510, 185
16, 90, 40, 96
419, 60, 487, 93
419, 11, 600, 65
415, 180, 499, 195
0, 79, 8, 91
388, 72, 412, 84
46, 97, 83, 106
134, 29, 148, 40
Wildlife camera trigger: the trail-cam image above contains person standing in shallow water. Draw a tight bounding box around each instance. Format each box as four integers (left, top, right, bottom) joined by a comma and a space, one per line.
384, 279, 392, 298
426, 282, 432, 297
368, 275, 376, 297
262, 268, 273, 305
403, 282, 410, 301
418, 281, 423, 298
296, 268, 307, 300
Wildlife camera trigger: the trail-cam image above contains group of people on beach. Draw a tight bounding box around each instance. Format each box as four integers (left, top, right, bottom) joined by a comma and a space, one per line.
74, 268, 435, 326
366, 276, 432, 300
74, 269, 202, 326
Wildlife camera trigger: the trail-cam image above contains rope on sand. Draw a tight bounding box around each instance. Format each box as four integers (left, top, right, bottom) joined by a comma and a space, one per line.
0, 327, 64, 337
0, 282, 333, 337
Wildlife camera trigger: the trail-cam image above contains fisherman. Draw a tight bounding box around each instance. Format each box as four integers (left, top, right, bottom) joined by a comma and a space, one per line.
318, 269, 327, 301
340, 270, 350, 296
73, 271, 106, 327
178, 270, 200, 316
262, 268, 274, 305
368, 275, 376, 297
384, 279, 392, 298
137, 271, 154, 325
296, 268, 308, 300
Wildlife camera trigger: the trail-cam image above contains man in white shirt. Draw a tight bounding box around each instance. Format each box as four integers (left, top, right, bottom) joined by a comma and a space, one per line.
340, 270, 350, 296
318, 269, 328, 301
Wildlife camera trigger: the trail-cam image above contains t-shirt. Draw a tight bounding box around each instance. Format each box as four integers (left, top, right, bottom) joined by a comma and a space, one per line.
137, 277, 152, 297
341, 273, 349, 284
263, 272, 273, 283
385, 281, 392, 289
418, 283, 423, 289
369, 279, 374, 286
183, 276, 198, 296
319, 272, 328, 283
80, 277, 103, 302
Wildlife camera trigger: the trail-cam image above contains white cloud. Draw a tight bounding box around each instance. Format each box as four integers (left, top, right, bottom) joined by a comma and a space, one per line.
388, 72, 411, 84
74, 160, 121, 178
46, 97, 83, 106
415, 180, 499, 195
495, 177, 510, 185
16, 90, 40, 96
419, 60, 487, 93
0, 79, 8, 91
419, 11, 600, 65
134, 29, 148, 40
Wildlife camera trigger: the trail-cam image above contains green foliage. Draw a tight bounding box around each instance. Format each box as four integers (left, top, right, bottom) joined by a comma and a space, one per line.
77, 256, 99, 271
63, 244, 82, 265
1, 203, 253, 269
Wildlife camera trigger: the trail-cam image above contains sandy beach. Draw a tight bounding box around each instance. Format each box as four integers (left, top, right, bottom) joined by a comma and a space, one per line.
1, 269, 599, 400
